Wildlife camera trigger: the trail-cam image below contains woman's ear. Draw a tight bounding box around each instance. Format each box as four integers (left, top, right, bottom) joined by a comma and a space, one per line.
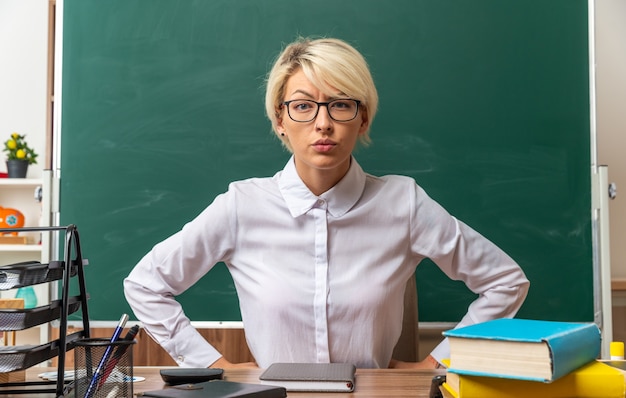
275, 106, 286, 135
276, 117, 286, 136
358, 108, 370, 135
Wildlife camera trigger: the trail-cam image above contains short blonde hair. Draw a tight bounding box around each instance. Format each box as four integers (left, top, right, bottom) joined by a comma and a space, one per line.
265, 37, 378, 152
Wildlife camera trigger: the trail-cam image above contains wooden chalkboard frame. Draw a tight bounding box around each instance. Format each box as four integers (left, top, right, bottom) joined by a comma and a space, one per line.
59, 0, 594, 324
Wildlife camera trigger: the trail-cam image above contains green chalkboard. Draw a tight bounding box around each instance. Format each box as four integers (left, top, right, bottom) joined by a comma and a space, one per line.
60, 0, 593, 323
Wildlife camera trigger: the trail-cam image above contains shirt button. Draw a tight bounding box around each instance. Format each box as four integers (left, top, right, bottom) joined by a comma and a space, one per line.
177, 355, 184, 363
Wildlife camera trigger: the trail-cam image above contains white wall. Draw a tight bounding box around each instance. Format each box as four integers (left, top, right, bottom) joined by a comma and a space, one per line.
0, 0, 48, 179
595, 0, 626, 279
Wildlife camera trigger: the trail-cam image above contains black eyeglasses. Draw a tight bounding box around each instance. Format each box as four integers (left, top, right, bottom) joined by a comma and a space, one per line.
282, 99, 361, 122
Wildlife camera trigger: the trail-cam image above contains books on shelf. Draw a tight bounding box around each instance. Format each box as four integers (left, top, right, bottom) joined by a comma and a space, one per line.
440, 360, 626, 398
259, 362, 356, 392
443, 318, 601, 382
0, 236, 28, 245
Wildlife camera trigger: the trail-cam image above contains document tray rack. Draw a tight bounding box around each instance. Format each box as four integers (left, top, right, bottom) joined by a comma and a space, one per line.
0, 296, 82, 331
0, 225, 91, 397
0, 331, 84, 373
0, 261, 77, 290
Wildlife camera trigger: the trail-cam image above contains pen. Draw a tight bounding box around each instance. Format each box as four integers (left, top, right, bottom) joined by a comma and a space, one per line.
105, 385, 119, 398
83, 314, 129, 398
97, 324, 140, 388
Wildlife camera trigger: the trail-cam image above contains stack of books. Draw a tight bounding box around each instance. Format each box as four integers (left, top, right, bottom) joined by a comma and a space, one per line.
439, 318, 625, 398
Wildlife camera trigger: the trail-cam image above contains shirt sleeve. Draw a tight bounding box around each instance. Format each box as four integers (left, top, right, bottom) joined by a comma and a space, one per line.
123, 191, 236, 367
409, 183, 530, 363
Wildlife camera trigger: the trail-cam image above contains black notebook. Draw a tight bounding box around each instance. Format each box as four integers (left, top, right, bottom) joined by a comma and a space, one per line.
259, 362, 356, 392
139, 380, 286, 398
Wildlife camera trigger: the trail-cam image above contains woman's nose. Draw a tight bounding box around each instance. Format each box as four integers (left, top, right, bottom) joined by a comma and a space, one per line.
315, 104, 333, 131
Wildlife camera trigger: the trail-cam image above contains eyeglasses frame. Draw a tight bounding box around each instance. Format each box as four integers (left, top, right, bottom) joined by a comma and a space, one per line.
281, 99, 362, 123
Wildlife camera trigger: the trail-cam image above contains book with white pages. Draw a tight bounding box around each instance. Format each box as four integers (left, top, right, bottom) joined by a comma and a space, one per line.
259, 362, 356, 392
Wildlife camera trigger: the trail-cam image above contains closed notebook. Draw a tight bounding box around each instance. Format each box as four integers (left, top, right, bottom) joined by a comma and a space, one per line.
139, 380, 286, 398
259, 362, 356, 392
443, 318, 601, 382
440, 360, 625, 398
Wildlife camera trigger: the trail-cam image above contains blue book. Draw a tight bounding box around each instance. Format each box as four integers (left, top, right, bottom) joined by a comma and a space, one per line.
443, 318, 601, 382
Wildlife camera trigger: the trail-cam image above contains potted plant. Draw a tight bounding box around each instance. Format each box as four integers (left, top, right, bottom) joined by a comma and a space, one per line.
3, 132, 38, 178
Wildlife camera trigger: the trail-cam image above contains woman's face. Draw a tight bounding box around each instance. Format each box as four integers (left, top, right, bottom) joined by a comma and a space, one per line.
276, 69, 369, 186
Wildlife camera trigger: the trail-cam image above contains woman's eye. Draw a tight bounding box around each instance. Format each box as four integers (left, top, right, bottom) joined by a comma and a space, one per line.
293, 102, 313, 111
331, 101, 352, 110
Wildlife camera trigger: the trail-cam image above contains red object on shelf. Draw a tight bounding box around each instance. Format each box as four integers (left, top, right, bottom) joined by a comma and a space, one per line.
0, 172, 8, 178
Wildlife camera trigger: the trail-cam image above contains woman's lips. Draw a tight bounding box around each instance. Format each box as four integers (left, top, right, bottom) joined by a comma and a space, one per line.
313, 140, 336, 152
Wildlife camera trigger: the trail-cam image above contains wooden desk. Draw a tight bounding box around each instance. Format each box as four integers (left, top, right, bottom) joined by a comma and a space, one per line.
9, 367, 445, 398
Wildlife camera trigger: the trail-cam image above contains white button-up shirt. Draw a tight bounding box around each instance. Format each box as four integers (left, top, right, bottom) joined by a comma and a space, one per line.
124, 156, 529, 368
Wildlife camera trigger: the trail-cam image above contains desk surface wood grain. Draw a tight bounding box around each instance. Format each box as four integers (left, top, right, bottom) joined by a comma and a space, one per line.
5, 367, 444, 398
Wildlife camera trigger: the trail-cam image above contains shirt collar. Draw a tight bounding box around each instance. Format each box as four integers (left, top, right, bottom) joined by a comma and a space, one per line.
278, 155, 366, 218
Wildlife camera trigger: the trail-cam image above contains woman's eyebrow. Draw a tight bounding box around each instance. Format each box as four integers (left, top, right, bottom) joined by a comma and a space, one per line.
288, 89, 314, 98
288, 89, 349, 100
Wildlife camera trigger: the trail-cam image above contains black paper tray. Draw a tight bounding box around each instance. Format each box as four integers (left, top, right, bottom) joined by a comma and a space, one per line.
0, 296, 83, 331
0, 330, 85, 373
0, 261, 77, 290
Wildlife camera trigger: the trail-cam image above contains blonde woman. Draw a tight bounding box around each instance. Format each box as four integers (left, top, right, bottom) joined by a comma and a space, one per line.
124, 37, 529, 370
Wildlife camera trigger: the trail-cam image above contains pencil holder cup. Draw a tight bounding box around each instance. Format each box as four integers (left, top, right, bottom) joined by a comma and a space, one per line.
73, 337, 135, 398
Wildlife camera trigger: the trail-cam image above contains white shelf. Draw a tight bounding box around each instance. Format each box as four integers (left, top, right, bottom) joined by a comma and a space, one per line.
0, 244, 43, 252
0, 178, 43, 186
1, 173, 48, 327
1, 178, 44, 255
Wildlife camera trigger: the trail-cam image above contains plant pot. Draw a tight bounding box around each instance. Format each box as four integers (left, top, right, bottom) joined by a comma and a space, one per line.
6, 159, 29, 178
